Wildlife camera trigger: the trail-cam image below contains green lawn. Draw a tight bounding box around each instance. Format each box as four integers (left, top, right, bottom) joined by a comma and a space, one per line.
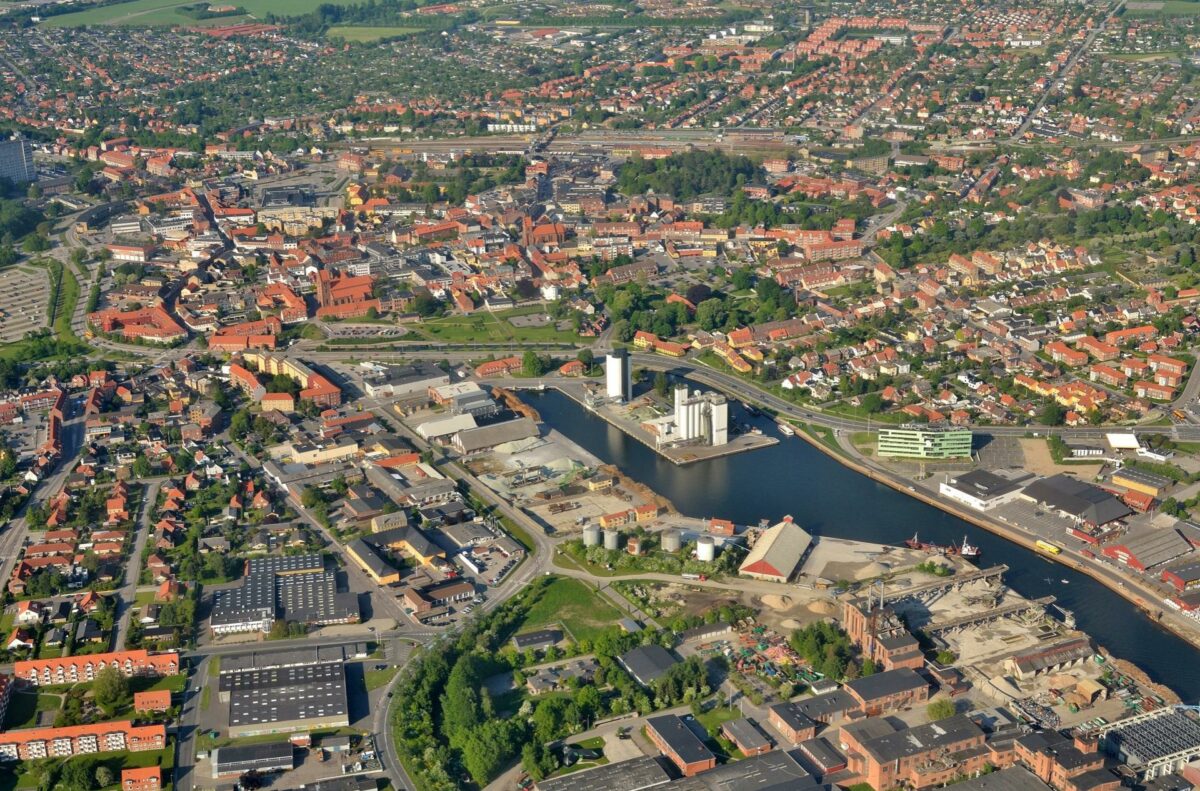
415, 308, 582, 345
693, 702, 742, 733
364, 665, 400, 691
327, 25, 422, 41
3, 691, 62, 730
1127, 0, 1200, 15
519, 576, 623, 643
131, 674, 187, 694
43, 0, 364, 26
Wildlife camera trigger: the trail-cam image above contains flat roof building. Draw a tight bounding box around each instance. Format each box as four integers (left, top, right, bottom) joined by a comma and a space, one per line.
1020, 474, 1132, 526
221, 660, 349, 737
669, 751, 820, 790
618, 645, 681, 687
939, 470, 1030, 511
645, 714, 716, 777
1111, 467, 1172, 498
211, 741, 295, 777
535, 755, 671, 791
878, 425, 972, 459
211, 556, 358, 635
721, 717, 772, 756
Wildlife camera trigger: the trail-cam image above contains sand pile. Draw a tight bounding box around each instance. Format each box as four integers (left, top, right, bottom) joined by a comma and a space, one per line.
808, 600, 838, 615
854, 560, 890, 580
762, 594, 792, 610
781, 618, 804, 630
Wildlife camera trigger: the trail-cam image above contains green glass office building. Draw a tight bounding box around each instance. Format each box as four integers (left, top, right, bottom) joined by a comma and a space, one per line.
877, 425, 973, 459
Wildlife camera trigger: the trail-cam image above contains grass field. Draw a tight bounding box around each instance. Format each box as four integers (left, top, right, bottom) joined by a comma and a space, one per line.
1126, 0, 1200, 14
364, 665, 400, 691
415, 309, 582, 345
519, 577, 622, 643
43, 0, 362, 27
327, 25, 422, 41
3, 691, 61, 730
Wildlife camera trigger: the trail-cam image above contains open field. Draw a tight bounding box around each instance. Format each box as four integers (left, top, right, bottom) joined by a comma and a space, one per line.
414, 308, 582, 345
43, 0, 362, 27
518, 576, 622, 643
1018, 437, 1104, 478
327, 25, 422, 41
1126, 0, 1200, 14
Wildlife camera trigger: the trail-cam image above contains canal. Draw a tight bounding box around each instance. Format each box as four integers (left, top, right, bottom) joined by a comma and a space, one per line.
528, 389, 1200, 702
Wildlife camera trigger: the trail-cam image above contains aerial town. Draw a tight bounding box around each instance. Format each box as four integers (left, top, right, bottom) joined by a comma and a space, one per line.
2, 0, 1200, 789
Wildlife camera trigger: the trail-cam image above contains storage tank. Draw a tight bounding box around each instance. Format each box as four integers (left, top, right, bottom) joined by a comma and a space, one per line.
603, 529, 621, 551
696, 536, 716, 562
627, 536, 642, 556
661, 529, 682, 553
582, 524, 601, 547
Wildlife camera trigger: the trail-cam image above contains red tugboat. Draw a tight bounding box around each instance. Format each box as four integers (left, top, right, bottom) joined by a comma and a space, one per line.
904, 533, 982, 560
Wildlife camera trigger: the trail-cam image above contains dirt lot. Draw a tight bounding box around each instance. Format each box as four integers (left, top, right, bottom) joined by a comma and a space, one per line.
1018, 438, 1104, 478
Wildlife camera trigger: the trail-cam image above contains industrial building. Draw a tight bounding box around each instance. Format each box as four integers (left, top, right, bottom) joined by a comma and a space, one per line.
1100, 526, 1193, 572
209, 554, 359, 634
842, 714, 987, 790
606, 349, 632, 402
0, 137, 35, 184
220, 659, 349, 737
645, 714, 717, 777
1110, 467, 1172, 498
1100, 707, 1200, 779
643, 385, 730, 448
360, 361, 449, 399
618, 645, 680, 686
451, 417, 539, 455
877, 425, 973, 459
211, 741, 296, 777
535, 755, 671, 791
1019, 474, 1132, 527
939, 470, 1031, 511
738, 516, 812, 582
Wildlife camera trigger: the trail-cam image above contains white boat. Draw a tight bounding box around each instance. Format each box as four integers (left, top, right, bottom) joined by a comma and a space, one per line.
778, 423, 796, 437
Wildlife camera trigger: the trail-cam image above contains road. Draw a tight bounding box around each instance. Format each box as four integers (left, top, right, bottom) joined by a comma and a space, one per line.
1008, 0, 1122, 142
111, 479, 165, 651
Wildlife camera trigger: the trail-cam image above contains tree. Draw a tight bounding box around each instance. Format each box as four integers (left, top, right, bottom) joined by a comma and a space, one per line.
653, 371, 669, 397
522, 349, 548, 377
1038, 402, 1065, 426
57, 758, 94, 791
927, 698, 956, 721
577, 348, 594, 373
93, 666, 128, 710
93, 765, 114, 789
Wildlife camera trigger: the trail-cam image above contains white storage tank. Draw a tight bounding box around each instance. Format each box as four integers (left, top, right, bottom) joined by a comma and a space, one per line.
661, 529, 682, 553
582, 524, 602, 547
696, 536, 716, 562
603, 529, 621, 551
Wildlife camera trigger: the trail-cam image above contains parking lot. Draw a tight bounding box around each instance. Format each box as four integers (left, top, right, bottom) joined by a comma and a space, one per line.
322, 324, 409, 338
0, 267, 50, 342
992, 499, 1078, 542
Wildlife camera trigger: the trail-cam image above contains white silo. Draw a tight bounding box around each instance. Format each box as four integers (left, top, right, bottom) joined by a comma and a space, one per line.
662, 529, 682, 553
696, 536, 716, 562
603, 529, 621, 550
583, 524, 601, 547
708, 394, 729, 446
605, 350, 632, 402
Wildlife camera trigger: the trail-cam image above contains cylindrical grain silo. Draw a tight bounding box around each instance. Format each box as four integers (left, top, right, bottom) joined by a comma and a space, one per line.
582, 524, 601, 547
603, 529, 621, 551
662, 529, 682, 553
696, 535, 716, 562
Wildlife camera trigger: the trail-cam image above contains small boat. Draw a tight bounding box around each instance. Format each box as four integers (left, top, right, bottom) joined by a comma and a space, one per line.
778, 423, 796, 437
1061, 579, 1070, 584
904, 532, 981, 559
